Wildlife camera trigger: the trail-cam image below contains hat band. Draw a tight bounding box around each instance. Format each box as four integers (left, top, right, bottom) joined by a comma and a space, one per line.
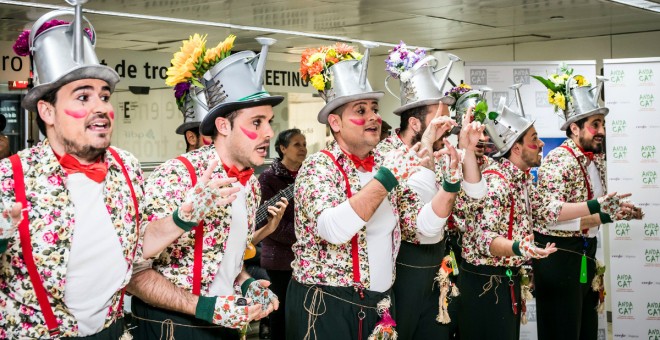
238, 91, 269, 102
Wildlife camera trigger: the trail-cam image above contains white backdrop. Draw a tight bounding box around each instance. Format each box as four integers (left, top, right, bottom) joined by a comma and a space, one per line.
463, 61, 607, 340
604, 57, 660, 339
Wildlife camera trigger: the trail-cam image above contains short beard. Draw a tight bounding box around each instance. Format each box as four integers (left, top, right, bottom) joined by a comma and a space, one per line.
578, 134, 604, 154
522, 149, 542, 168
62, 136, 108, 162
410, 121, 428, 146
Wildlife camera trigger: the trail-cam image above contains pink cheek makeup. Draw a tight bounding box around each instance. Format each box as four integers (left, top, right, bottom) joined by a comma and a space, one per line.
240, 126, 258, 140
527, 144, 539, 150
587, 126, 598, 135
349, 118, 366, 126
109, 111, 115, 120
376, 117, 382, 124
64, 109, 88, 119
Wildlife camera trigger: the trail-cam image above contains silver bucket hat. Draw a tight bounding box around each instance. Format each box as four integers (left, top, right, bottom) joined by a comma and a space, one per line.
387, 54, 461, 115
484, 84, 535, 157
560, 76, 608, 131
316, 42, 384, 124
176, 86, 209, 135
21, 2, 119, 113
200, 37, 284, 136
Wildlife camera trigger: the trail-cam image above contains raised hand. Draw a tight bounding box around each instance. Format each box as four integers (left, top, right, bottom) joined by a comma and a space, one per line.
177, 160, 240, 224
613, 196, 644, 221
519, 234, 556, 259
458, 106, 487, 151
421, 102, 456, 152
381, 143, 423, 182
596, 192, 629, 217
263, 197, 289, 232
434, 139, 463, 184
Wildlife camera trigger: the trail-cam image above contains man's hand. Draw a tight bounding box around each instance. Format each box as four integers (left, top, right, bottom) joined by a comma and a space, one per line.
263, 197, 289, 233
381, 143, 424, 183
458, 107, 486, 151
434, 139, 463, 184
520, 234, 556, 259
421, 102, 456, 153
1, 202, 22, 239
243, 279, 279, 312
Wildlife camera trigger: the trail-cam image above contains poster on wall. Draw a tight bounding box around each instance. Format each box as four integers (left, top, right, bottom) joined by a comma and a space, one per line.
604, 57, 660, 340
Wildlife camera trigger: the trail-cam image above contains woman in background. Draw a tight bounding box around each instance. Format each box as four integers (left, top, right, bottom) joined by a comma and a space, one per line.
257, 128, 307, 340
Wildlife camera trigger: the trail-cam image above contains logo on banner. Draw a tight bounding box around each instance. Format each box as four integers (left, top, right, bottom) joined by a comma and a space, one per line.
470, 69, 487, 85
646, 249, 660, 267
616, 274, 633, 291
639, 68, 654, 84
617, 301, 634, 319
610, 69, 625, 84
493, 91, 510, 105
648, 302, 660, 320
535, 91, 551, 107
513, 68, 530, 84
612, 120, 627, 135
641, 145, 657, 162
614, 222, 631, 240
640, 94, 655, 111
645, 222, 659, 240
642, 170, 658, 187
611, 145, 628, 162
649, 328, 660, 340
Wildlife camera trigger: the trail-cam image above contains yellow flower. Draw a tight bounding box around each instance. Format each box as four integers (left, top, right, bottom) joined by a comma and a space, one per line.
165, 33, 208, 86
204, 35, 236, 64
459, 83, 472, 90
308, 52, 326, 65
547, 89, 555, 104
574, 75, 590, 87
310, 74, 325, 91
554, 92, 566, 110
327, 48, 337, 58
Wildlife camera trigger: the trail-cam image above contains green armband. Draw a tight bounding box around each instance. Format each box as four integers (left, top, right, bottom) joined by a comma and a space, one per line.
195, 295, 217, 323
512, 241, 522, 256
599, 212, 613, 224
172, 208, 198, 232
374, 167, 398, 192
442, 180, 461, 193
587, 199, 600, 215
0, 239, 8, 253
241, 278, 256, 296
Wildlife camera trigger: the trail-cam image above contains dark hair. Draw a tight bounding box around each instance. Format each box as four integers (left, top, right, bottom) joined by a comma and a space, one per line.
566, 117, 588, 138
35, 87, 59, 135
275, 128, 302, 159
399, 105, 428, 132
499, 132, 526, 160
211, 110, 240, 140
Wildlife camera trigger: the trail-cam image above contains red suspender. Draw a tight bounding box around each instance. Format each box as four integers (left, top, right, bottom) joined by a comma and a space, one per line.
10, 155, 61, 337
176, 156, 205, 296
320, 150, 362, 287
483, 170, 515, 241
559, 145, 593, 200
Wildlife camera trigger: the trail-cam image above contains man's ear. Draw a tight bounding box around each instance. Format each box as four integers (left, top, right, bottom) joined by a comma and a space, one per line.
214, 117, 231, 137
570, 122, 580, 137
37, 100, 55, 126
328, 114, 341, 133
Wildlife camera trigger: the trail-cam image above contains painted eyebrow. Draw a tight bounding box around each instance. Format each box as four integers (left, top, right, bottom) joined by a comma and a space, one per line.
71, 85, 112, 93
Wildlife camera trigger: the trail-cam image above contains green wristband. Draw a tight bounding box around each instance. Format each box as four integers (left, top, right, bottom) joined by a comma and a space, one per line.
172, 208, 198, 232
0, 239, 8, 253
599, 212, 613, 224
587, 199, 601, 215
241, 278, 256, 296
512, 241, 522, 256
195, 295, 217, 323
374, 167, 398, 192
442, 180, 461, 193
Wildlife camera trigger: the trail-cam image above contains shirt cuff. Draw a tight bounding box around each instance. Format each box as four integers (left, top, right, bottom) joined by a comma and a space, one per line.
462, 177, 487, 199
318, 201, 366, 244
417, 204, 447, 242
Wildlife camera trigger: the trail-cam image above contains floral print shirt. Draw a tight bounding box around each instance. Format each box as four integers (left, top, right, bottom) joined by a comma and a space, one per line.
449, 155, 491, 233
145, 145, 259, 293
291, 140, 404, 289
462, 158, 563, 267
535, 139, 607, 238
0, 140, 146, 338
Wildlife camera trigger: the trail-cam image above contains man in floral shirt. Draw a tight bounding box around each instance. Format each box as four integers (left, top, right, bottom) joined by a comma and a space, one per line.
0, 7, 229, 339
128, 39, 287, 339
458, 91, 628, 340
533, 78, 644, 340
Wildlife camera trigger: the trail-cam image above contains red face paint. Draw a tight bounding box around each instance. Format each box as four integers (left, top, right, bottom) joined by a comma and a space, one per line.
586, 126, 598, 135
240, 126, 258, 140
203, 137, 212, 146
376, 117, 382, 124
64, 109, 88, 119
108, 111, 115, 120
527, 144, 539, 150
349, 118, 366, 126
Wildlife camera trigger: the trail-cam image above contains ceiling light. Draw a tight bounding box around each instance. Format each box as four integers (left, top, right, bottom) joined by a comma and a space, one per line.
550, 15, 565, 20
608, 0, 660, 13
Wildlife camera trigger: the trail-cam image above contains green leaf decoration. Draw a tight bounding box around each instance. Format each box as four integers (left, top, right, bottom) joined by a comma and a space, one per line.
191, 78, 205, 88
488, 111, 499, 121
531, 75, 558, 92
474, 100, 488, 113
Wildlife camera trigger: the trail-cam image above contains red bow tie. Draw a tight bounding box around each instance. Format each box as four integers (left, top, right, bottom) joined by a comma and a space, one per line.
223, 164, 254, 186
57, 153, 108, 183
347, 153, 375, 172
577, 145, 594, 161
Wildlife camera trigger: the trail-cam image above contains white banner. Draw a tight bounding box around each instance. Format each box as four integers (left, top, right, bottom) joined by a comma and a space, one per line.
604, 57, 660, 340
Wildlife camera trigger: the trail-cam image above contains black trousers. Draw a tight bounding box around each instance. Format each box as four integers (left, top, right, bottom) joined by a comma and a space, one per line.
131, 296, 240, 340
394, 240, 456, 340
60, 318, 126, 339
285, 279, 393, 340
533, 232, 599, 340
457, 262, 521, 340
267, 269, 293, 340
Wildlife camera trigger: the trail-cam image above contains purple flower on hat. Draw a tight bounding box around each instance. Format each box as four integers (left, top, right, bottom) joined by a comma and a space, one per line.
174, 82, 191, 100
385, 41, 427, 79
13, 19, 93, 57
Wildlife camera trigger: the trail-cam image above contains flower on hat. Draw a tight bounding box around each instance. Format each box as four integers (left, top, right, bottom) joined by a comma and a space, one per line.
472, 99, 499, 124
166, 34, 235, 110
300, 43, 363, 91
445, 83, 473, 111
13, 19, 93, 57
532, 63, 591, 113
384, 41, 427, 80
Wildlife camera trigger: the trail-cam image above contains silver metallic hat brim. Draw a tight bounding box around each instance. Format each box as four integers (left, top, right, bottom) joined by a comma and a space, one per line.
175, 121, 201, 135
392, 95, 455, 115
317, 91, 384, 124
22, 65, 120, 113
560, 107, 609, 131
199, 95, 285, 136
491, 119, 536, 158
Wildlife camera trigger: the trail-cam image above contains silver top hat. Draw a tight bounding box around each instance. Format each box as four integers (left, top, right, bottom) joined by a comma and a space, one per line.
484, 84, 535, 157
176, 86, 209, 135
200, 37, 284, 136
387, 54, 461, 115
316, 42, 384, 124
22, 1, 119, 113
560, 76, 609, 131
454, 87, 491, 120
